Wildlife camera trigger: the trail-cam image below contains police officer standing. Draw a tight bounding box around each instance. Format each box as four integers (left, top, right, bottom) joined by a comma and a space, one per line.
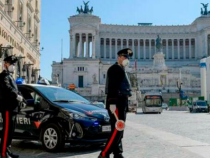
0, 55, 23, 158
98, 48, 133, 158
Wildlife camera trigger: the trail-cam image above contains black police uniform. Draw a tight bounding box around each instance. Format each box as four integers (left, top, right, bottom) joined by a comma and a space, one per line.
99, 48, 133, 158
0, 56, 20, 158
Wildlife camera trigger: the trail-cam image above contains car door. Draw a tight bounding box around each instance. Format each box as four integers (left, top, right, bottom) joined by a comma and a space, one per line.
16, 86, 46, 139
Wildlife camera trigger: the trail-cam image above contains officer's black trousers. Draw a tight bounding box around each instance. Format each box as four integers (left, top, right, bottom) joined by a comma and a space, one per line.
101, 96, 128, 158
0, 111, 16, 157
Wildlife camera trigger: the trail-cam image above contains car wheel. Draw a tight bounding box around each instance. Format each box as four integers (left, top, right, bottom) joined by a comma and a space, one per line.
41, 123, 65, 152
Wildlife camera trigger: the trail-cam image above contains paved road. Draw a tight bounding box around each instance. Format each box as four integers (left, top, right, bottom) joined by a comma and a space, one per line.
10, 110, 210, 158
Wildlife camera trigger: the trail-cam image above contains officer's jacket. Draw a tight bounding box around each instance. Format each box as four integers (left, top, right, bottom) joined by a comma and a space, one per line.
105, 62, 132, 104
0, 70, 19, 112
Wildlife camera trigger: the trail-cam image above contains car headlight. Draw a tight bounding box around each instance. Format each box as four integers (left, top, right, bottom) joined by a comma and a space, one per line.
69, 112, 86, 119
62, 108, 87, 119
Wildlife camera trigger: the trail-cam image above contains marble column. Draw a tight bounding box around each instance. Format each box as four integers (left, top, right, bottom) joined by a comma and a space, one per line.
155, 39, 157, 53
184, 39, 186, 59
178, 39, 180, 59
189, 38, 192, 59
149, 39, 152, 59
172, 39, 174, 59
166, 39, 169, 59
132, 39, 135, 59
204, 33, 208, 57
82, 40, 84, 57
79, 33, 83, 57
88, 40, 91, 57
126, 39, 129, 48
194, 38, 197, 59
115, 38, 118, 59
76, 36, 79, 57
70, 34, 76, 58
86, 33, 89, 57
109, 38, 112, 59
121, 39, 123, 49
138, 39, 140, 59
144, 40, 146, 59
92, 34, 96, 58
104, 38, 106, 59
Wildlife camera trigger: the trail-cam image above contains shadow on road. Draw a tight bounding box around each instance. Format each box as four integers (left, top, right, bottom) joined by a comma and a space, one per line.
11, 140, 103, 158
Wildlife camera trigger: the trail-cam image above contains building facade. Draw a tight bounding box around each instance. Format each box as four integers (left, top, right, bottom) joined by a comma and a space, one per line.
0, 0, 41, 83
52, 2, 210, 101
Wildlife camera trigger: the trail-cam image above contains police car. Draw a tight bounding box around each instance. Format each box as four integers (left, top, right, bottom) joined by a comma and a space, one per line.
0, 84, 111, 151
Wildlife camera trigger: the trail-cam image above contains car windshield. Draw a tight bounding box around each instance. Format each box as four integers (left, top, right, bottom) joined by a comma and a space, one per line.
145, 99, 162, 107
35, 86, 90, 104
197, 102, 207, 106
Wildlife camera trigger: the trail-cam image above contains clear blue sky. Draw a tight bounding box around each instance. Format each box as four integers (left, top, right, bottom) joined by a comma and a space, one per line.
40, 0, 209, 80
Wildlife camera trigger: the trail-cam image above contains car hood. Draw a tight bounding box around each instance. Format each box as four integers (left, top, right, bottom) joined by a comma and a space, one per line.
54, 102, 109, 119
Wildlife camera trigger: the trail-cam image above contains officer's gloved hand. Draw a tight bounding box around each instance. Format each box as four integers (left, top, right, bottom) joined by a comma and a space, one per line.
16, 95, 23, 102
19, 102, 27, 109
110, 104, 116, 114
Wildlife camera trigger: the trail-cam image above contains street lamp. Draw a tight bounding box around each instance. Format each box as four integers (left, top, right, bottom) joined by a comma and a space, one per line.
14, 17, 25, 28
0, 44, 13, 58
38, 47, 44, 51
25, 29, 34, 39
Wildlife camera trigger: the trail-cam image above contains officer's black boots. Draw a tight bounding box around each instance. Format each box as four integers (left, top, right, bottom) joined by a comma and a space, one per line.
98, 155, 110, 158
6, 148, 19, 158
114, 154, 124, 158
1, 152, 12, 158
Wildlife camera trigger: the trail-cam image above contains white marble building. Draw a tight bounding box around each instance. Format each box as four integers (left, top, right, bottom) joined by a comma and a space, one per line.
52, 2, 210, 100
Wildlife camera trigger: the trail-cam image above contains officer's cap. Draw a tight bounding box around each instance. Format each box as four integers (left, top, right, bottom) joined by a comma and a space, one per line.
117, 48, 133, 59
4, 55, 18, 65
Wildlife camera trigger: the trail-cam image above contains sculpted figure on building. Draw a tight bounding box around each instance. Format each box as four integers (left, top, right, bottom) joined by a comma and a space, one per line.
201, 3, 210, 15
76, 1, 93, 14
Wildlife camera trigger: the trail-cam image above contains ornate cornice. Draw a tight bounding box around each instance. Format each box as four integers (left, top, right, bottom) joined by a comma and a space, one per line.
99, 24, 197, 35
99, 32, 197, 40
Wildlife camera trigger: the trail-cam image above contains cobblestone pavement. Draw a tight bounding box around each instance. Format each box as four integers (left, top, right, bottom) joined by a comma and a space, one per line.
10, 110, 210, 158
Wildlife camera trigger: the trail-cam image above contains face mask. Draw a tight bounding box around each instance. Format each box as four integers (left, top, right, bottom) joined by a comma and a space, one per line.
8, 65, 15, 73
122, 59, 129, 67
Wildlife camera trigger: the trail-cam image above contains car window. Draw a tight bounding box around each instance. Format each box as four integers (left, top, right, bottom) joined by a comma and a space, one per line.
19, 87, 35, 100
19, 87, 42, 109
146, 99, 162, 106
196, 102, 206, 106
35, 86, 90, 104
34, 93, 41, 105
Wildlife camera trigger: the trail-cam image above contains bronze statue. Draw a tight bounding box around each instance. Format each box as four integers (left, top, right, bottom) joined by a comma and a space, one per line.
201, 8, 204, 15
201, 3, 209, 15
76, 1, 93, 14
156, 35, 162, 51
83, 1, 90, 13
76, 7, 81, 14
90, 6, 93, 14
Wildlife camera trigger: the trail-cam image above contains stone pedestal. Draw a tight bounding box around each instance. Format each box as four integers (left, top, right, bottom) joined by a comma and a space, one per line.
153, 52, 167, 70
91, 83, 100, 96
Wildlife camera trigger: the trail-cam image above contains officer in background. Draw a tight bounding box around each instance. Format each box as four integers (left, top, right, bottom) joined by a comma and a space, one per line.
98, 48, 133, 158
0, 55, 24, 158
